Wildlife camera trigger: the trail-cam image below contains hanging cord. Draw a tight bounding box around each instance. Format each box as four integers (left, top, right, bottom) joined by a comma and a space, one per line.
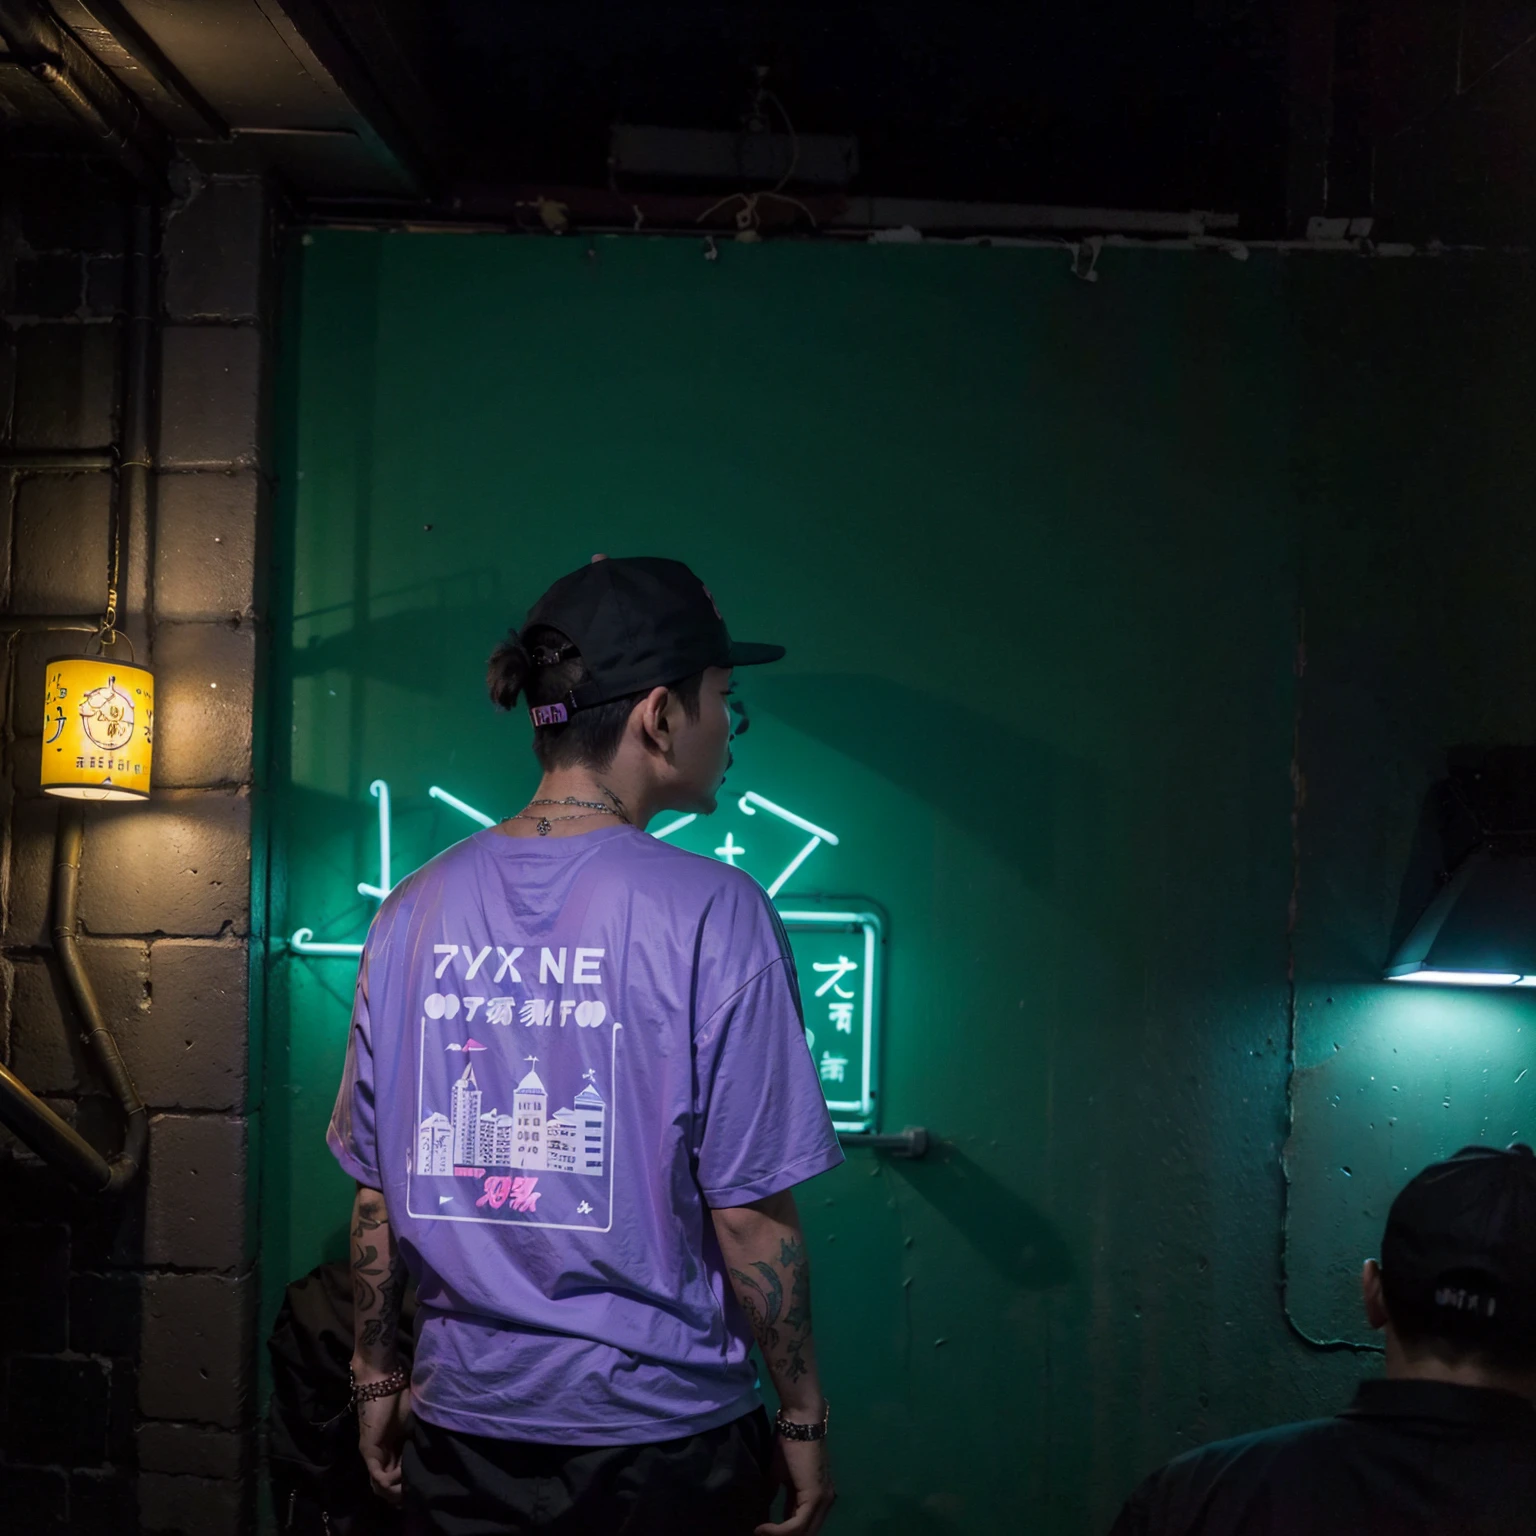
698, 72, 819, 236
1280, 604, 1383, 1354
102, 462, 120, 647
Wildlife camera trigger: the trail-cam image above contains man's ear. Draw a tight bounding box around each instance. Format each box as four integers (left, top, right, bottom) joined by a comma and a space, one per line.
634, 686, 675, 757
1362, 1258, 1390, 1330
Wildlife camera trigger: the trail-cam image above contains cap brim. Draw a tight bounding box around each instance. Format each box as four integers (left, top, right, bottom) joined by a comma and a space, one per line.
728, 641, 785, 667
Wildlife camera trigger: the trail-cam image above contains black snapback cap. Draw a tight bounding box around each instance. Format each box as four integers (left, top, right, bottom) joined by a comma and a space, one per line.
1381, 1143, 1536, 1340
522, 556, 783, 721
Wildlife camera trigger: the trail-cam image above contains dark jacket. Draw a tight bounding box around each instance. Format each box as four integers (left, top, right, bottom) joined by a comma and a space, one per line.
1111, 1379, 1536, 1536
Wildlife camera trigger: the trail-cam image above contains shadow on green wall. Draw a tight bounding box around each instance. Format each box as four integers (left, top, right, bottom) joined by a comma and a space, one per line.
288, 590, 511, 692
753, 671, 1105, 911
890, 1144, 1075, 1291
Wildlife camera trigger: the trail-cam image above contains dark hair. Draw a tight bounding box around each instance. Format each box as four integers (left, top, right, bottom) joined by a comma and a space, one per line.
486, 624, 703, 772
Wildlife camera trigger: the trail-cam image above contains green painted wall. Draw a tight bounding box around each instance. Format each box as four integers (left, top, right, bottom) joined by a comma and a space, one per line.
262, 232, 1536, 1533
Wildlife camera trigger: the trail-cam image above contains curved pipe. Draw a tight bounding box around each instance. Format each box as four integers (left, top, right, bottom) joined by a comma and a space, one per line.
0, 806, 148, 1193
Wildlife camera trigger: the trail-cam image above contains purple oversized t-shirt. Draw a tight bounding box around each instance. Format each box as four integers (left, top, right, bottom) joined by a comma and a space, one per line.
327, 823, 843, 1444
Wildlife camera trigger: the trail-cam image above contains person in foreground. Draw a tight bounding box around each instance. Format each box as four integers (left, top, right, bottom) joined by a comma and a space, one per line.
327, 555, 843, 1534
1111, 1143, 1536, 1536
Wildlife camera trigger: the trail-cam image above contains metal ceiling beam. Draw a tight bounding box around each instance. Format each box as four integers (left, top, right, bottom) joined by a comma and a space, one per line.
0, 0, 169, 186
62, 0, 228, 139
253, 0, 429, 196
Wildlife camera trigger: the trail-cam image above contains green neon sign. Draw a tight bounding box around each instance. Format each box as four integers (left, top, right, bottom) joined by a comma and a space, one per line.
290, 781, 844, 954
287, 782, 881, 1128
779, 903, 884, 1132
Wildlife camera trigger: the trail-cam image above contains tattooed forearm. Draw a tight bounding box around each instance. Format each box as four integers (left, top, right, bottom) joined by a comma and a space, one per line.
729, 1259, 786, 1348
715, 1197, 823, 1407
351, 1186, 407, 1371
779, 1238, 813, 1381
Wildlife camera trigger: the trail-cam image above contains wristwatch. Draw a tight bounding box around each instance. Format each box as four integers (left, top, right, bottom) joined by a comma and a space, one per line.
774, 1402, 830, 1442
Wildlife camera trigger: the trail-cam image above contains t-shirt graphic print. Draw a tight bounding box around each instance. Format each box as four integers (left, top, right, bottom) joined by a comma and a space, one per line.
409, 937, 620, 1230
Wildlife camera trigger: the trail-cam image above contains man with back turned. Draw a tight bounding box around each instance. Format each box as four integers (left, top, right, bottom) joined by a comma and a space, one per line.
1111, 1144, 1536, 1536
328, 556, 842, 1534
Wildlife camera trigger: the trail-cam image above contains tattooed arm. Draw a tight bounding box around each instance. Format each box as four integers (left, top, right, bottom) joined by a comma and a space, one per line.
712, 1188, 835, 1536
351, 1183, 411, 1505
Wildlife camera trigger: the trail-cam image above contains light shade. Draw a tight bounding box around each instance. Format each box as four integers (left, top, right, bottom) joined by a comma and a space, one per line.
1385, 847, 1536, 987
41, 656, 154, 801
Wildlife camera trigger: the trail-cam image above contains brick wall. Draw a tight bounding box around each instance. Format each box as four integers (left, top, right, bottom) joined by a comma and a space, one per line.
0, 158, 274, 1536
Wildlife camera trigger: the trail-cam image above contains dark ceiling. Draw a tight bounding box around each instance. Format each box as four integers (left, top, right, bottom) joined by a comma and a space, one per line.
3, 0, 1536, 242
435, 1, 1291, 220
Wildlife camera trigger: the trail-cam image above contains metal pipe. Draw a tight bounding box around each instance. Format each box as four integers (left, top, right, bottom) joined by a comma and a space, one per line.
66, 0, 228, 139
30, 56, 160, 190
113, 201, 157, 643
52, 805, 146, 1192
0, 806, 147, 1192
0, 1059, 114, 1189
839, 1126, 930, 1159
0, 451, 115, 472
0, 617, 100, 634
0, 1, 168, 189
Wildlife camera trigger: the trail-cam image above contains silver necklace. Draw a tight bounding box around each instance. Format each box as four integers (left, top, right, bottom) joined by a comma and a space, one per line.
513, 797, 627, 837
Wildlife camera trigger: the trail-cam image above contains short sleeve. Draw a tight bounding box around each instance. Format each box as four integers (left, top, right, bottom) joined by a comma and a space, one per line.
692, 892, 844, 1205
326, 953, 381, 1187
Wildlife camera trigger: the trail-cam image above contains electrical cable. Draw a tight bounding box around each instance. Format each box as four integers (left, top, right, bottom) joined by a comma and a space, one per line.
1281, 604, 1384, 1354
697, 72, 818, 236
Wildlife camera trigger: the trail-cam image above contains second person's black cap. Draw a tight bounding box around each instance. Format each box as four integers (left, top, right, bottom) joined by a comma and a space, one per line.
1382, 1143, 1536, 1343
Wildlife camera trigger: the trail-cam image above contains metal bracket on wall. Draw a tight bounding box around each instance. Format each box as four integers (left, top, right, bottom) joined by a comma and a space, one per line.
837, 1126, 929, 1158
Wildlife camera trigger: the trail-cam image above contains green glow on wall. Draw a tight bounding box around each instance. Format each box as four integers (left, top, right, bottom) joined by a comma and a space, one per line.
269, 227, 1536, 1533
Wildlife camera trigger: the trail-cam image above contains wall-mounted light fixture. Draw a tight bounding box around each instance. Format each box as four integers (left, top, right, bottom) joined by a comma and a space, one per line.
1386, 748, 1536, 988
1385, 848, 1536, 986
41, 651, 154, 800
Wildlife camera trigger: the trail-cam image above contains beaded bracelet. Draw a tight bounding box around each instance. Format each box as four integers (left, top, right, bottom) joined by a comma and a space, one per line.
350, 1366, 409, 1407
774, 1402, 830, 1442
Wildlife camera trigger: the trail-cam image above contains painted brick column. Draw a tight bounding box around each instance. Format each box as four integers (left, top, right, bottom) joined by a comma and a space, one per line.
0, 162, 276, 1536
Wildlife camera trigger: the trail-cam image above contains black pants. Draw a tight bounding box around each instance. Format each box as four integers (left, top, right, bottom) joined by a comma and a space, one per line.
401, 1408, 776, 1535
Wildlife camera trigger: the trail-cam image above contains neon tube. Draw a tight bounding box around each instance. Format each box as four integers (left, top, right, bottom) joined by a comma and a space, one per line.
737, 792, 839, 844
357, 779, 392, 899
428, 785, 496, 827
290, 927, 363, 957
766, 836, 821, 898
650, 813, 698, 840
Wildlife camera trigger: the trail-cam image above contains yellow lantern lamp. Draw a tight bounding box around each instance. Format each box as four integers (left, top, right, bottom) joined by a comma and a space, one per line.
41, 655, 155, 801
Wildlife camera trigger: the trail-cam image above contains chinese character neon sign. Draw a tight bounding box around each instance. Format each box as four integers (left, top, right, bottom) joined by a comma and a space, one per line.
779, 903, 882, 1131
